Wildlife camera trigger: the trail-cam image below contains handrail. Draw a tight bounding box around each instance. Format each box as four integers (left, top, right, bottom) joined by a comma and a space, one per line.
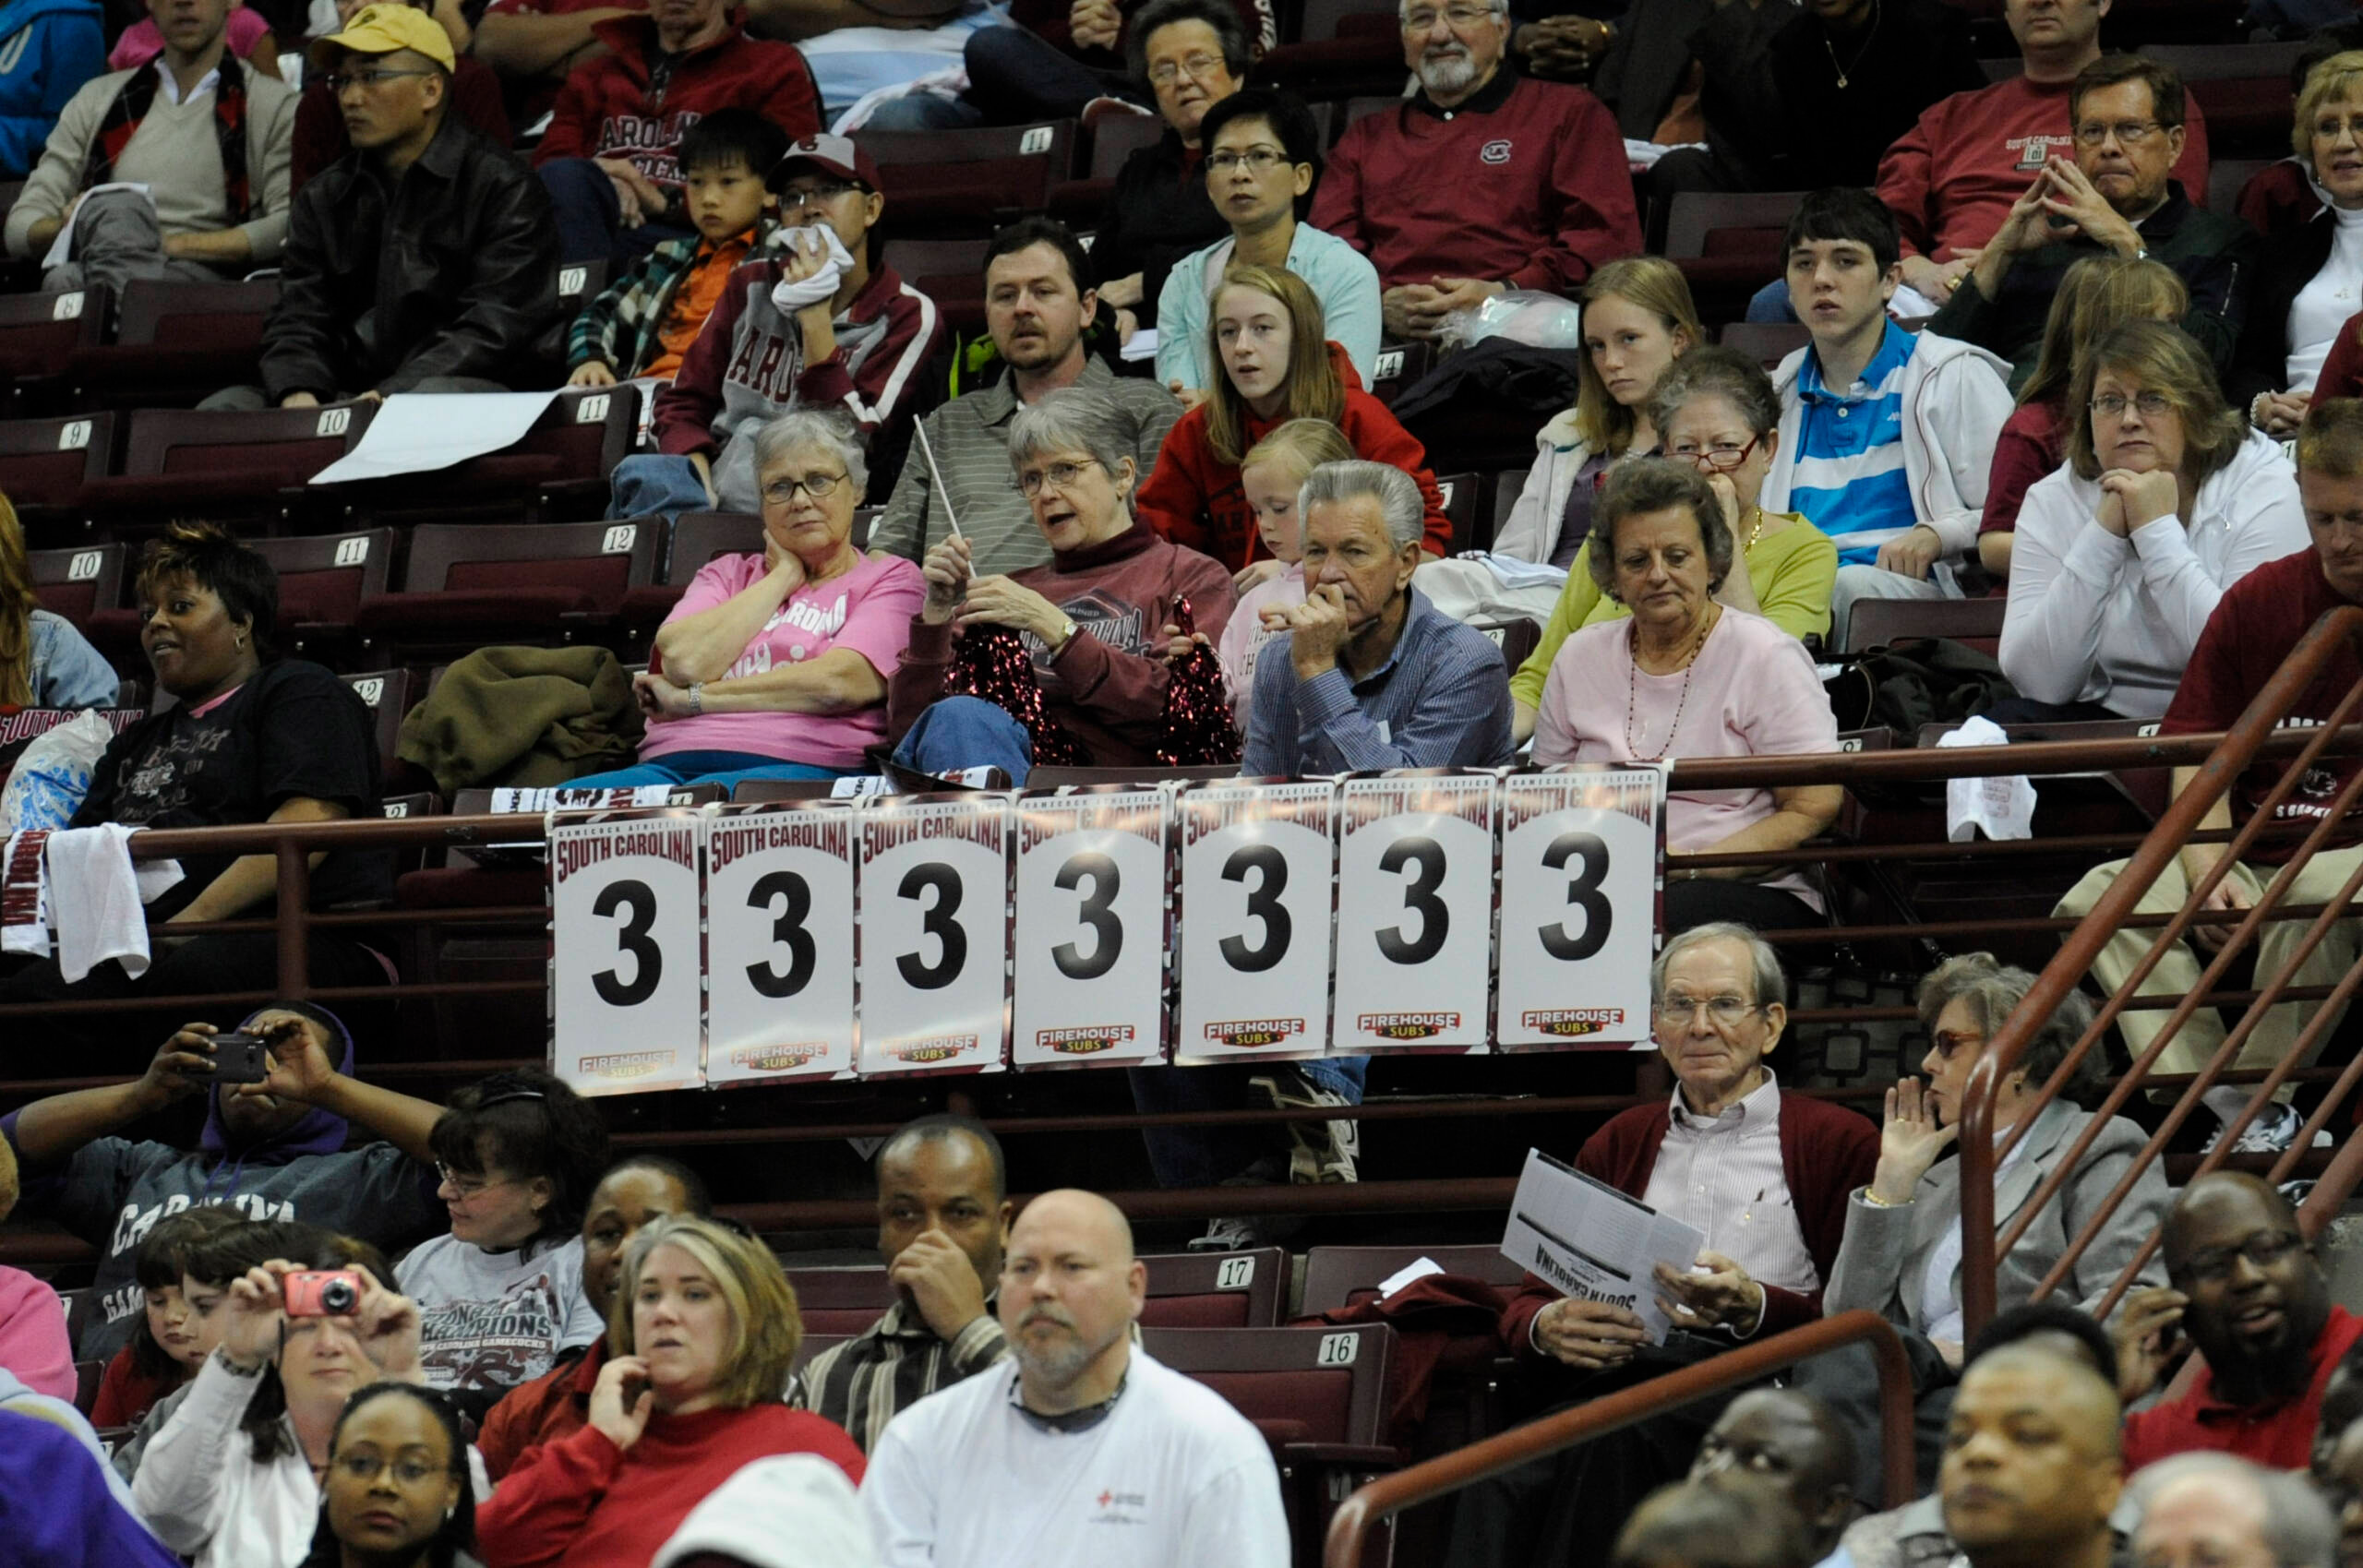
1320, 1311, 1916, 1568
1959, 607, 2363, 1336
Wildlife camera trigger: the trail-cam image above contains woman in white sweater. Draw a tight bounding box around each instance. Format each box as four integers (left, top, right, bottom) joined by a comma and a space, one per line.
1999, 320, 2308, 722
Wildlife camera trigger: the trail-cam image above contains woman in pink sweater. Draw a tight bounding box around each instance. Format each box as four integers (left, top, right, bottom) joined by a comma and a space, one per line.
0, 1131, 71, 1401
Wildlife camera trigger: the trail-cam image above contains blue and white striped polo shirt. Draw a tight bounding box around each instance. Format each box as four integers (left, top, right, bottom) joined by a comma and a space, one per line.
1787, 320, 1917, 568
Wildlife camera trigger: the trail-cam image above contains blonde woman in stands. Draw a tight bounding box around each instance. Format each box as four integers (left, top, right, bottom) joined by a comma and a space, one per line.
2234, 52, 2363, 437
1976, 257, 2189, 580
1999, 320, 2306, 723
0, 493, 114, 709
1417, 256, 1702, 630
474, 1215, 865, 1568
1529, 457, 1841, 934
1510, 346, 1838, 746
1216, 417, 1355, 715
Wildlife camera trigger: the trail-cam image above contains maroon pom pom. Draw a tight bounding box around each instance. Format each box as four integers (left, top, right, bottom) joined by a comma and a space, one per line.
1158, 595, 1241, 768
944, 625, 1086, 768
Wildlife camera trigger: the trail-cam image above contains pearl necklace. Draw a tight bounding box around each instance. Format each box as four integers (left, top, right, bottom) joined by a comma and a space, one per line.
1625, 602, 1720, 760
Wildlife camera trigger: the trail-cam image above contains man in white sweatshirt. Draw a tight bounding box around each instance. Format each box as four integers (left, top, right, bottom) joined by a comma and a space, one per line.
859, 1188, 1289, 1568
1758, 186, 2013, 650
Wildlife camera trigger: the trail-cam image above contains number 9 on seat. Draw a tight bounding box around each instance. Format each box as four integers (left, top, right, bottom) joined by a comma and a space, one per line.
1493, 766, 1665, 1051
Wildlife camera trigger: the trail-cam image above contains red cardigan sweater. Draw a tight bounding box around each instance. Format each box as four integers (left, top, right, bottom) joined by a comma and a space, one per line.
1499, 1088, 1879, 1365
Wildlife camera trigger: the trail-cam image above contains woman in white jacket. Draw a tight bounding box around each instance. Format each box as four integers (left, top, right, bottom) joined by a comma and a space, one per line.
133, 1231, 424, 1568
1415, 257, 1701, 629
1999, 320, 2309, 722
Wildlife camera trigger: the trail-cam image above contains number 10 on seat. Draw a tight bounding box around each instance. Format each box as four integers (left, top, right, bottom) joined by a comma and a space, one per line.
1493, 767, 1665, 1052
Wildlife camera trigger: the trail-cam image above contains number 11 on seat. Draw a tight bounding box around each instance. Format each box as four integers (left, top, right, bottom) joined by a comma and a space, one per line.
550, 812, 706, 1095
1493, 767, 1665, 1052
1175, 780, 1336, 1063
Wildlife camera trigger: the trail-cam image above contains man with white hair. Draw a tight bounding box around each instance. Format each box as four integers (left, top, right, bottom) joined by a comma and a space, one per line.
859, 1189, 1289, 1567
1309, 0, 1639, 342
2129, 1454, 2337, 1568
1239, 459, 1515, 776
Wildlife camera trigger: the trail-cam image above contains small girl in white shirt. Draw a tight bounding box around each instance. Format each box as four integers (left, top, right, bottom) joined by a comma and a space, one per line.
1217, 418, 1357, 717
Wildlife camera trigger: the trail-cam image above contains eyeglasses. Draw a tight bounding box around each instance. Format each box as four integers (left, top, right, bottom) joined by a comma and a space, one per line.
762, 471, 848, 504
323, 66, 438, 92
1653, 993, 1760, 1027
1017, 457, 1101, 497
1401, 4, 1497, 30
1929, 1029, 1985, 1062
1207, 147, 1291, 175
1148, 52, 1227, 86
2311, 112, 2363, 145
2090, 390, 2173, 421
777, 182, 855, 211
2072, 119, 2165, 146
2181, 1229, 2304, 1285
433, 1162, 517, 1200
332, 1453, 448, 1487
1668, 433, 1762, 472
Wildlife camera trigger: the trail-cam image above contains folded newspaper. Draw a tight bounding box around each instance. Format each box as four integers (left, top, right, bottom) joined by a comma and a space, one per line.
1500, 1147, 1706, 1345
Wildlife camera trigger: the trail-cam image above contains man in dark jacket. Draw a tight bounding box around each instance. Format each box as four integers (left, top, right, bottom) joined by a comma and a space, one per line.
205, 3, 559, 409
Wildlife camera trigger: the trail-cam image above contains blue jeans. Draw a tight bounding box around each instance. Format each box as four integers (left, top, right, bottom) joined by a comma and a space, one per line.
1126, 1057, 1370, 1189
859, 91, 986, 130
609, 453, 715, 524
1745, 279, 1798, 324
538, 156, 695, 265
568, 750, 859, 789
893, 695, 1034, 784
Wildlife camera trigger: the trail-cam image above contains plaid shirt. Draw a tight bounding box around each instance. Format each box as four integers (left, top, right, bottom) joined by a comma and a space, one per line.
565, 215, 781, 377
788, 1297, 1008, 1454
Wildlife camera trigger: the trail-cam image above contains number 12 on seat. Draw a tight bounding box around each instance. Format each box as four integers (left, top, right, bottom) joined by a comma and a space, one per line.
1175, 781, 1336, 1063
550, 812, 706, 1095
1011, 790, 1170, 1070
857, 795, 1013, 1076
1334, 772, 1497, 1054
1493, 766, 1665, 1052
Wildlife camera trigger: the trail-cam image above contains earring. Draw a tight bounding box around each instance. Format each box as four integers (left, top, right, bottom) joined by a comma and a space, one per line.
234, 635, 245, 648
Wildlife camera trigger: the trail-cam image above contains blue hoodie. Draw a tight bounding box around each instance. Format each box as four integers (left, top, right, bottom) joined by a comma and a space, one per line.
0, 1005, 444, 1362
0, 0, 102, 180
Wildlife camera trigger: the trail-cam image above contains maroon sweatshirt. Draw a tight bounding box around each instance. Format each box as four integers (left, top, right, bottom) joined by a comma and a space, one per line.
887, 522, 1236, 766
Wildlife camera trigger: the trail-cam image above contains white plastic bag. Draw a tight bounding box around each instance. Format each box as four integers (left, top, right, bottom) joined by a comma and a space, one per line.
1442, 290, 1585, 352
0, 711, 117, 832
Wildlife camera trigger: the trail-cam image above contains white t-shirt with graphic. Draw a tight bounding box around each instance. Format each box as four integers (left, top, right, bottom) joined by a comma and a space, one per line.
396, 1232, 605, 1392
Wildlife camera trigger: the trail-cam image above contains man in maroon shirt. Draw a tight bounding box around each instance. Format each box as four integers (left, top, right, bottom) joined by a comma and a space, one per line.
2115, 1172, 2363, 1472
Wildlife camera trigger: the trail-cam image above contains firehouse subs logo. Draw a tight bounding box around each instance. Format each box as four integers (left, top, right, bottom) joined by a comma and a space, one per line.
1519, 1008, 1625, 1037
1036, 1025, 1137, 1056
1479, 138, 1512, 164
1202, 1017, 1306, 1048
1359, 1011, 1460, 1040
579, 1050, 673, 1081
728, 1042, 825, 1072
884, 1033, 978, 1064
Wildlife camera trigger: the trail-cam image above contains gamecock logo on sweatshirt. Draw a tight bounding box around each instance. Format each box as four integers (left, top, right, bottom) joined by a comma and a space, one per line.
1480, 139, 1512, 164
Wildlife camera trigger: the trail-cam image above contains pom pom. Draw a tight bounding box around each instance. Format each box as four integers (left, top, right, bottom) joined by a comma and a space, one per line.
1158, 595, 1241, 768
944, 625, 1086, 769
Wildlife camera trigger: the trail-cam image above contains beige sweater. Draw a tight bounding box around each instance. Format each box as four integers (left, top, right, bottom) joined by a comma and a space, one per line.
2, 63, 295, 262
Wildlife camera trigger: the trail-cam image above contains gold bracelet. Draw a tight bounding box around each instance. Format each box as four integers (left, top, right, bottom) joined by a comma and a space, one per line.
1860, 1186, 1898, 1208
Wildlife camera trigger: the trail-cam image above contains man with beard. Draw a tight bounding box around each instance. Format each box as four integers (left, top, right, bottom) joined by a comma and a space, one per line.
1941, 1347, 2122, 1568
1310, 0, 1641, 343
792, 1116, 1016, 1454
2117, 1172, 2363, 1470
858, 1189, 1289, 1566
869, 218, 1181, 578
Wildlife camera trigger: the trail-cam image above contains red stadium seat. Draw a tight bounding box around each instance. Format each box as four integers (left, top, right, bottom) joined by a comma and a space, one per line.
1299, 1244, 1528, 1315
65, 279, 282, 409
340, 669, 417, 793
782, 1265, 898, 1336
1471, 617, 1543, 673
316, 387, 634, 528
78, 402, 378, 533
1721, 320, 1811, 371
26, 541, 121, 627
0, 284, 109, 415
86, 527, 402, 670
620, 510, 763, 640
1258, 0, 1409, 104
0, 411, 114, 527
1048, 111, 1167, 219
355, 519, 661, 664
1140, 1249, 1289, 1328
1666, 191, 1806, 327
880, 236, 990, 337
856, 122, 1079, 235
1841, 593, 2006, 655
1434, 471, 1480, 555
2145, 42, 2309, 160
1367, 340, 1431, 406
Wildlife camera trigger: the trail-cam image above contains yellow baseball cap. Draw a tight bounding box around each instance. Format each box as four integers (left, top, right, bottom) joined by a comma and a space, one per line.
310, 4, 456, 74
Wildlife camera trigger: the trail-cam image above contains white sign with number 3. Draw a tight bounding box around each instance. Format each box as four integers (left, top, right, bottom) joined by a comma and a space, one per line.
704, 805, 858, 1083
1333, 773, 1497, 1054
1012, 791, 1170, 1070
1493, 767, 1664, 1051
1176, 781, 1335, 1064
550, 813, 705, 1095
857, 796, 1012, 1076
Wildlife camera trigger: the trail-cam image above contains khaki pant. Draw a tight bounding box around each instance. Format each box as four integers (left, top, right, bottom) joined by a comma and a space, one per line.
2053, 844, 2363, 1095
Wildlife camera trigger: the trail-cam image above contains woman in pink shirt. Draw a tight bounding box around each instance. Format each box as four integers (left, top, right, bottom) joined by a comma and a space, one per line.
573, 410, 924, 788
1531, 458, 1841, 935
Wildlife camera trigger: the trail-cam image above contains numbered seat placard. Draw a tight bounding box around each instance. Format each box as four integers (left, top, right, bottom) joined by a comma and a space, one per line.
704, 805, 858, 1083
1011, 790, 1170, 1070
1333, 773, 1498, 1054
1493, 767, 1664, 1051
1175, 781, 1336, 1064
857, 796, 1012, 1076
550, 813, 705, 1095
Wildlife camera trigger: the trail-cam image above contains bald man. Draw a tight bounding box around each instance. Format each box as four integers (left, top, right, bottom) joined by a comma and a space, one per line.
858, 1189, 1289, 1568
1941, 1347, 2122, 1568
2128, 1453, 2336, 1568
2118, 1172, 2361, 1472
1688, 1390, 1860, 1562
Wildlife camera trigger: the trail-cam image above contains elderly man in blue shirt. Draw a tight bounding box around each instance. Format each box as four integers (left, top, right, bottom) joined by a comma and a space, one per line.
1241, 459, 1517, 777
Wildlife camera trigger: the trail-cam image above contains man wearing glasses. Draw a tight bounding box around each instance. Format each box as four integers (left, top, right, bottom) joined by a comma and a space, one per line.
2118, 1172, 2361, 1470
1454, 922, 1877, 1563
212, 3, 560, 411
1310, 0, 1640, 342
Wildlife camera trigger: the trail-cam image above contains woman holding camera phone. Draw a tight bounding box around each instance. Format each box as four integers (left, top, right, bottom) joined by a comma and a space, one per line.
131, 1228, 442, 1568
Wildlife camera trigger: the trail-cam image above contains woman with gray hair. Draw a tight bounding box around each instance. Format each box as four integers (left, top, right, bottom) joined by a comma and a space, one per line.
570, 409, 925, 788
888, 385, 1236, 784
1824, 952, 2172, 1364
1529, 450, 1841, 934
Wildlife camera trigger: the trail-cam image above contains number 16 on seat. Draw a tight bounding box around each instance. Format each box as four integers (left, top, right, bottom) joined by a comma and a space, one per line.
1175, 780, 1336, 1064
1493, 766, 1666, 1052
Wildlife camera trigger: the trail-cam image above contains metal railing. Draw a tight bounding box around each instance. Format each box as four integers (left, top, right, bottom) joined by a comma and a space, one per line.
1319, 1311, 1916, 1568
1959, 606, 2363, 1335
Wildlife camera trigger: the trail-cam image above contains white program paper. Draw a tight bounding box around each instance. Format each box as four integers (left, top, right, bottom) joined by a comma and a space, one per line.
1500, 1147, 1705, 1346
308, 389, 564, 484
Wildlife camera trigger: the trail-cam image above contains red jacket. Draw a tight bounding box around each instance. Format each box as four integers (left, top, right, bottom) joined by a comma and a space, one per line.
2123, 1305, 2363, 1473
534, 11, 820, 194
1499, 1088, 1880, 1365
1311, 73, 1641, 296
1134, 341, 1452, 570
476, 1335, 605, 1481
88, 1344, 176, 1430
2313, 309, 2363, 405
474, 1402, 863, 1567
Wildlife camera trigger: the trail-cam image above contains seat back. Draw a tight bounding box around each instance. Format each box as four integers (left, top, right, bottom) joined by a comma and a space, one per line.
1471, 616, 1542, 673
2206, 156, 2279, 220
0, 284, 108, 379
341, 669, 414, 788
397, 520, 660, 610
1300, 0, 1397, 38
664, 511, 765, 585
1088, 112, 1165, 178
858, 122, 1078, 222
112, 278, 282, 351
124, 402, 378, 485
1489, 467, 1528, 538
1139, 1248, 1288, 1328
1299, 1244, 1530, 1314
556, 259, 611, 317
1842, 593, 2007, 655
1433, 471, 1480, 554
1664, 192, 1806, 259
353, 388, 635, 522
1141, 1323, 1397, 1450
251, 528, 398, 628
27, 541, 123, 624
0, 412, 114, 509
1721, 321, 1811, 371
1368, 340, 1432, 405
782, 1264, 898, 1336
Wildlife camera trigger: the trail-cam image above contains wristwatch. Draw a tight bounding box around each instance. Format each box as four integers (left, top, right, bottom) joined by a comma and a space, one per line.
1049, 619, 1080, 657
687, 682, 705, 715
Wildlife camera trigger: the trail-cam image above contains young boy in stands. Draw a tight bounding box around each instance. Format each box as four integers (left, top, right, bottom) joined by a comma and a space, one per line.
1757, 187, 2012, 648
565, 109, 785, 393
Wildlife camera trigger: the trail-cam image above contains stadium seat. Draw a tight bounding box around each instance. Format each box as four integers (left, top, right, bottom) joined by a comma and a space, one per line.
27, 540, 122, 626
2146, 42, 2309, 159
1047, 111, 1166, 221
354, 518, 662, 664
65, 278, 282, 409
855, 122, 1078, 234
792, 1332, 852, 1376
1472, 617, 1542, 673
316, 386, 634, 528
1666, 191, 1805, 327
621, 510, 763, 639
73, 1359, 101, 1415
1259, 0, 1408, 105
1299, 1244, 1528, 1315
342, 669, 419, 792
2207, 156, 2278, 220
88, 527, 402, 671
1139, 1248, 1289, 1328
0, 411, 114, 527
557, 259, 610, 317
1841, 592, 2006, 654
1721, 320, 1811, 371
880, 236, 990, 337
1488, 468, 1528, 539
76, 402, 378, 533
1367, 340, 1431, 405
1434, 471, 1480, 554
0, 284, 109, 416
782, 1265, 898, 1336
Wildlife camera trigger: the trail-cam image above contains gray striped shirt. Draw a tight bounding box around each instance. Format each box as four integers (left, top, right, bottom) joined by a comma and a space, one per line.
790, 1298, 1009, 1454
